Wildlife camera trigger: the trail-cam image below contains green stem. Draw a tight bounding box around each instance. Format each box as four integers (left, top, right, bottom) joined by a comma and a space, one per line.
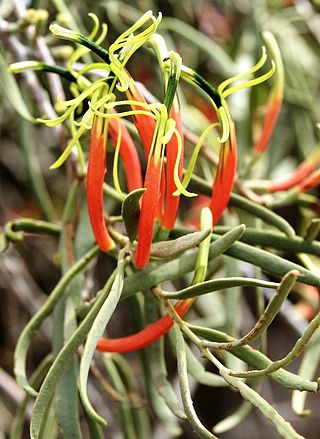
188, 174, 295, 238
190, 325, 317, 392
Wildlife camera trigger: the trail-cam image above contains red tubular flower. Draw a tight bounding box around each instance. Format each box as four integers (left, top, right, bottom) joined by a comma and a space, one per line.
161, 100, 184, 230
133, 154, 163, 268
295, 169, 320, 193
253, 31, 284, 155
108, 114, 143, 191
127, 78, 165, 220
96, 298, 193, 353
266, 150, 320, 193
86, 117, 114, 252
253, 96, 282, 154
210, 120, 237, 224
126, 79, 156, 156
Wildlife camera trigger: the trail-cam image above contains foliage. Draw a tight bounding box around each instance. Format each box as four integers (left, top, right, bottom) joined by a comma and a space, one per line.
0, 1, 320, 438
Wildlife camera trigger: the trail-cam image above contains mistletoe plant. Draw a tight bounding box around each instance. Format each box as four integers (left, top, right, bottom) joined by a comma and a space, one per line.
1, 6, 320, 439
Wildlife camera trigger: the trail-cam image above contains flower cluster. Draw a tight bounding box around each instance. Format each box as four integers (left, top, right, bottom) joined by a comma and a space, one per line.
9, 11, 277, 352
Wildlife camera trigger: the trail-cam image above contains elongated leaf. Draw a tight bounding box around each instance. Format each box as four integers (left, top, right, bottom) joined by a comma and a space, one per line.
163, 277, 278, 300
79, 258, 125, 425
101, 356, 138, 439
174, 325, 217, 439
10, 355, 53, 439
220, 371, 304, 439
121, 188, 146, 241
216, 235, 320, 288
122, 225, 246, 300
53, 183, 81, 439
14, 246, 99, 396
30, 271, 117, 439
206, 270, 299, 350
214, 226, 320, 257
131, 294, 182, 436
150, 228, 210, 258
145, 293, 186, 419
0, 52, 35, 122
292, 327, 320, 416
167, 329, 226, 387
190, 325, 317, 392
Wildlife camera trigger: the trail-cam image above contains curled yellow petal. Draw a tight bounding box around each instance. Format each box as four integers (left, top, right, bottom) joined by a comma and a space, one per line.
172, 128, 197, 198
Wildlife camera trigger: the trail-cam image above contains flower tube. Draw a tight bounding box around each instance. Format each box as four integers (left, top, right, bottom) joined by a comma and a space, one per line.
86, 117, 114, 252
210, 117, 237, 224
126, 78, 156, 156
96, 299, 193, 353
132, 106, 171, 268
253, 31, 284, 154
266, 149, 320, 193
108, 113, 143, 191
126, 78, 165, 220
295, 169, 320, 194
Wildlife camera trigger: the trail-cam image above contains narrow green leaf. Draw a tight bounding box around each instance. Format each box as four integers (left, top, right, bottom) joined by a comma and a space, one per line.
167, 329, 227, 387
220, 371, 304, 439
10, 355, 53, 439
190, 325, 317, 392
52, 183, 84, 439
14, 246, 99, 396
162, 277, 279, 300
0, 52, 35, 122
304, 218, 320, 243
174, 325, 217, 439
145, 293, 186, 419
193, 207, 213, 284
214, 235, 320, 288
38, 397, 57, 439
30, 271, 117, 439
121, 188, 146, 241
110, 353, 152, 438
122, 225, 246, 300
214, 226, 320, 258
79, 256, 125, 425
0, 234, 9, 253
101, 355, 138, 439
84, 411, 105, 439
292, 327, 320, 416
204, 270, 299, 350
150, 228, 210, 258
122, 293, 182, 436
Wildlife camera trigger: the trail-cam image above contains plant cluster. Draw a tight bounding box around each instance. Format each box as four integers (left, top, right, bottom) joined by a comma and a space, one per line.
1, 1, 320, 438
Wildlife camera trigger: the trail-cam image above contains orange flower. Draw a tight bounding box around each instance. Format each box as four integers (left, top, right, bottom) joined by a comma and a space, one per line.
86, 117, 114, 252
96, 299, 193, 353
210, 119, 237, 224
161, 100, 184, 230
108, 113, 143, 191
